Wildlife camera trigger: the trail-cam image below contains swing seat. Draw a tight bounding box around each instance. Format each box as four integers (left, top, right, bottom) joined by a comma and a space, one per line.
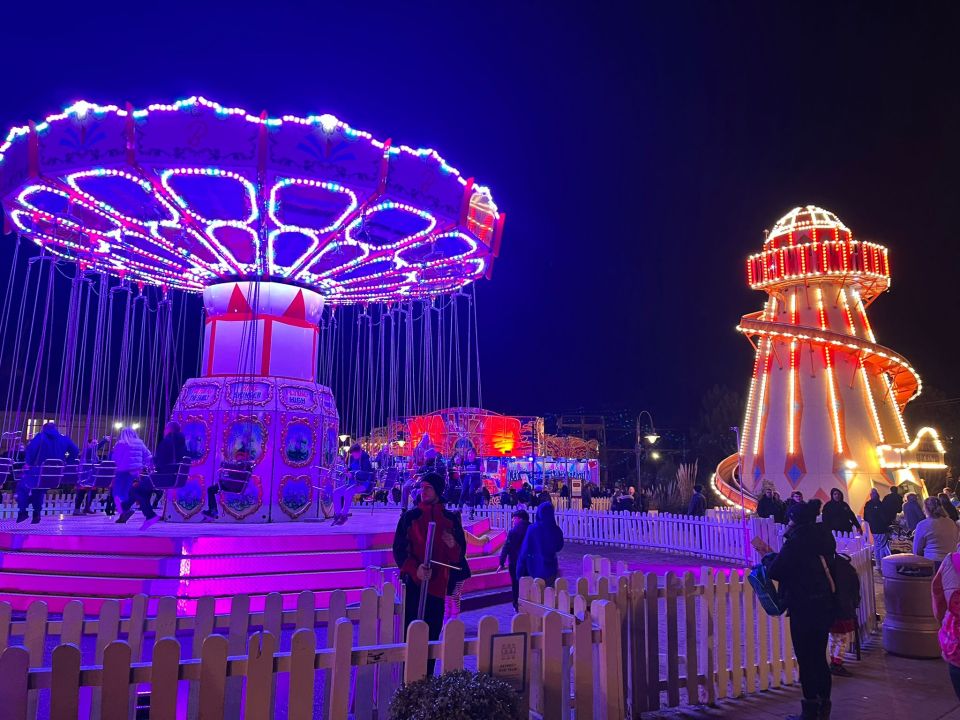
352, 470, 374, 494
151, 457, 192, 490
35, 459, 65, 490
218, 460, 252, 494
380, 467, 399, 492
75, 462, 97, 489
91, 460, 117, 489
61, 462, 82, 487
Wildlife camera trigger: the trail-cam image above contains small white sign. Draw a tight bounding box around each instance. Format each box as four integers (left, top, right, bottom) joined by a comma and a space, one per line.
489, 631, 528, 693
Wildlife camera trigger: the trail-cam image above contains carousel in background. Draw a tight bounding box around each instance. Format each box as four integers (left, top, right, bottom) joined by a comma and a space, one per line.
0, 97, 513, 610
713, 206, 946, 512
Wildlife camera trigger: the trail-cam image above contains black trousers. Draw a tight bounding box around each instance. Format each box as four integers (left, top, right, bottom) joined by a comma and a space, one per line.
16, 486, 43, 515
121, 482, 157, 520
74, 489, 94, 512
207, 484, 220, 514
790, 609, 833, 701
403, 578, 445, 675
509, 566, 520, 610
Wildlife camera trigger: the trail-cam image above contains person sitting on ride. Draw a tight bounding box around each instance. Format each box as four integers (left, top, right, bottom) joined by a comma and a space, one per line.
331, 443, 372, 526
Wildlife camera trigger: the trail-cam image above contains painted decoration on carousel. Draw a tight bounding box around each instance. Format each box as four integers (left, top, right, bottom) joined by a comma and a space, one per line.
181, 416, 210, 464
279, 385, 318, 412
220, 474, 263, 520
278, 474, 313, 519
223, 416, 268, 465
172, 473, 207, 519
180, 382, 221, 408
226, 380, 273, 407
282, 418, 315, 467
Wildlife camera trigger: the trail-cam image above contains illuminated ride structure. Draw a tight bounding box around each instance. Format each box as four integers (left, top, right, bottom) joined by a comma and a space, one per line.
714, 206, 945, 513
0, 99, 510, 611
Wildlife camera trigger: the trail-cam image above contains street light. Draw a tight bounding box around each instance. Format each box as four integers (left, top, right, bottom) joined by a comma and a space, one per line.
635, 410, 660, 489
338, 433, 350, 443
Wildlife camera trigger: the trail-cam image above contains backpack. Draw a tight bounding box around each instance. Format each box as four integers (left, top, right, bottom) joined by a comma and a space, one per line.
832, 553, 861, 620
748, 562, 786, 616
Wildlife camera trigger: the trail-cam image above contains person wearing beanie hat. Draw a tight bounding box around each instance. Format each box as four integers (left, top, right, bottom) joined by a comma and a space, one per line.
767, 501, 837, 719
392, 471, 466, 665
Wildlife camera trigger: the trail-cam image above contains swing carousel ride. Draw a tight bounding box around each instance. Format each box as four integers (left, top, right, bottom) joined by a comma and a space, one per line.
0, 97, 512, 610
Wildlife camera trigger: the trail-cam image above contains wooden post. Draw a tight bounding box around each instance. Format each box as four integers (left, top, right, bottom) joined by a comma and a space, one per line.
91, 599, 119, 720
441, 618, 465, 672
683, 572, 699, 705
225, 593, 250, 720
198, 635, 229, 720
0, 647, 30, 720
50, 644, 81, 720
541, 611, 566, 720
700, 568, 717, 706
592, 599, 625, 720
288, 629, 316, 720
101, 641, 132, 720
150, 638, 182, 720
403, 620, 429, 684
244, 632, 277, 720
573, 610, 593, 720
189, 596, 216, 717
356, 588, 379, 717
511, 612, 532, 719
664, 572, 680, 707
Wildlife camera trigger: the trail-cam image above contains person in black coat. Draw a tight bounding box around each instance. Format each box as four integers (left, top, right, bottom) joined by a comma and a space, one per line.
766, 501, 837, 720
687, 485, 707, 517
756, 484, 783, 522
581, 481, 593, 510
863, 487, 891, 561
152, 421, 188, 508
821, 488, 862, 535
498, 508, 531, 609
880, 485, 903, 525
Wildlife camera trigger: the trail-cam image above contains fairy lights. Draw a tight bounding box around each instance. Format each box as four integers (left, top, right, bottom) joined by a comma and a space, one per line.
788, 338, 798, 454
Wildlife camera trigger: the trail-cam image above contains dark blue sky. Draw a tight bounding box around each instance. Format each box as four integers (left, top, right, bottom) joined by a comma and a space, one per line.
2, 1, 958, 427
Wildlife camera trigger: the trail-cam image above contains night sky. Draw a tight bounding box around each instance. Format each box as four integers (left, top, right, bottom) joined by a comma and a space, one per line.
2, 2, 958, 429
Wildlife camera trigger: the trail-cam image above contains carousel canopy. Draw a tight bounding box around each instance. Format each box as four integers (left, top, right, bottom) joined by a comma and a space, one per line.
0, 98, 504, 303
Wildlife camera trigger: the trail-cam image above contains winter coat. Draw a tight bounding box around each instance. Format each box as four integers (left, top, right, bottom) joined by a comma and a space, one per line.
881, 492, 903, 525
154, 431, 187, 469
499, 520, 530, 571
392, 501, 465, 598
687, 492, 707, 517
767, 521, 837, 616
21, 426, 80, 486
756, 494, 781, 521
517, 503, 565, 581
863, 498, 889, 534
822, 498, 862, 534
112, 439, 152, 474
903, 500, 925, 531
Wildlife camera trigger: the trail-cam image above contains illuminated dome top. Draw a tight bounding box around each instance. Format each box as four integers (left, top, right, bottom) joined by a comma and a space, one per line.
0, 98, 504, 303
765, 205, 850, 249
747, 204, 890, 299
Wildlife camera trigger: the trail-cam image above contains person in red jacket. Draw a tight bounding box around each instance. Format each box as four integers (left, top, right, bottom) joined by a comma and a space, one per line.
392, 471, 466, 648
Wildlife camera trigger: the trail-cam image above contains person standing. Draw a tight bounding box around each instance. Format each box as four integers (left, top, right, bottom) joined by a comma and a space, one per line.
113, 428, 157, 529
881, 485, 903, 526
517, 502, 565, 588
581, 481, 592, 511
932, 550, 960, 700
902, 493, 925, 531
392, 472, 465, 657
914, 497, 960, 567
767, 501, 837, 720
498, 509, 531, 610
17, 422, 80, 524
822, 489, 862, 535
940, 494, 960, 523
863, 488, 891, 562
687, 484, 707, 517
756, 482, 780, 521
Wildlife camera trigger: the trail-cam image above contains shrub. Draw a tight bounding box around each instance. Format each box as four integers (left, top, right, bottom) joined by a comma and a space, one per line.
389, 669, 521, 720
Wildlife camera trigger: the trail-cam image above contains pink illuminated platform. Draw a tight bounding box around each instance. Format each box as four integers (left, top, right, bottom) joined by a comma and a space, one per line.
0, 510, 508, 614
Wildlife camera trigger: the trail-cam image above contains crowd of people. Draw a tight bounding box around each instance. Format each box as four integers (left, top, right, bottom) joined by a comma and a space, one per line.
11, 420, 189, 530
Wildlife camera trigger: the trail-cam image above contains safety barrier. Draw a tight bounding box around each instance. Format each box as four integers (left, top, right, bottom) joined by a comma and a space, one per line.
0, 583, 624, 720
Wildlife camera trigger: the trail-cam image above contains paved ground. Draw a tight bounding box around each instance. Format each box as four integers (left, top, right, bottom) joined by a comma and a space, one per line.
459, 543, 959, 720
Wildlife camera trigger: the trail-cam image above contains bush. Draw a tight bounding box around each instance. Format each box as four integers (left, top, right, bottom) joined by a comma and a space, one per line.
389, 670, 522, 720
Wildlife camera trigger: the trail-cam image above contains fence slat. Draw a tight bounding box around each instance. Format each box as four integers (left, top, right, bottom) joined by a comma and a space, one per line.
190, 596, 216, 717
60, 600, 84, 647
102, 641, 132, 720
541, 611, 566, 720
288, 629, 317, 720
700, 568, 717, 705
665, 572, 680, 707
593, 599, 625, 720
730, 572, 743, 698
744, 577, 757, 695
683, 572, 699, 705
0, 602, 12, 654
156, 596, 178, 640
511, 612, 532, 719
377, 581, 400, 712
91, 599, 118, 720
403, 618, 430, 685
573, 609, 593, 720
150, 638, 181, 720
477, 615, 498, 675
263, 592, 283, 710
294, 590, 315, 630
716, 570, 730, 699
244, 632, 277, 720
644, 572, 660, 711
355, 588, 379, 717
198, 634, 229, 720
225, 593, 250, 720
0, 647, 29, 720
50, 644, 81, 720
441, 617, 465, 672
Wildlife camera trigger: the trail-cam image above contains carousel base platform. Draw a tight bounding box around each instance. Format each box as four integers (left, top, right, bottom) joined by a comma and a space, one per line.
0, 509, 509, 614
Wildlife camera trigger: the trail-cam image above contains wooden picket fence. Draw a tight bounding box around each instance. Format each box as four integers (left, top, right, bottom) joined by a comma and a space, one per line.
524, 539, 877, 716
0, 584, 625, 720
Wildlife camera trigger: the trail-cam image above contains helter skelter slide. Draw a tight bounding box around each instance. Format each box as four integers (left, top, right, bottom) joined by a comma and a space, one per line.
713, 206, 945, 513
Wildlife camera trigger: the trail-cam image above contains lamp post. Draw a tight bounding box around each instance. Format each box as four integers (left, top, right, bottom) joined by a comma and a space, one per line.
635, 411, 660, 489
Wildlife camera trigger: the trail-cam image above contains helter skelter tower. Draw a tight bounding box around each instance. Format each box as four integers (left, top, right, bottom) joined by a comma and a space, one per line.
714, 206, 945, 513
